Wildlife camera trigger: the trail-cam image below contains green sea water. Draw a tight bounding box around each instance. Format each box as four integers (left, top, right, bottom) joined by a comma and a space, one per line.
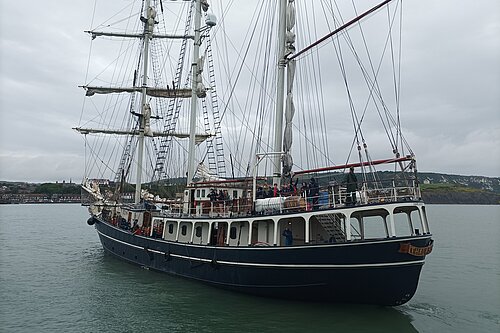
0, 204, 498, 332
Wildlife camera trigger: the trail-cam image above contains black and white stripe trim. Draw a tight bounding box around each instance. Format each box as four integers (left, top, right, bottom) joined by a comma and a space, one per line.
97, 230, 425, 269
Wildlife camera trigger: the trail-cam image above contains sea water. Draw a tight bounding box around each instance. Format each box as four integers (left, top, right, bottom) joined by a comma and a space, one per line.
0, 204, 498, 332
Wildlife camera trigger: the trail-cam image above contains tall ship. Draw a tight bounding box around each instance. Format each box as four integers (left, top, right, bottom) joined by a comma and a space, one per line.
76, 0, 433, 305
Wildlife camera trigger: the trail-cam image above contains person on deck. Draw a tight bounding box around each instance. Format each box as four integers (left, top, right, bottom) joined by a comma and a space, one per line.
345, 167, 358, 205
217, 190, 225, 212
282, 227, 293, 246
256, 186, 264, 199
300, 182, 308, 198
207, 189, 217, 201
207, 189, 217, 213
309, 178, 319, 209
132, 220, 139, 234
281, 183, 290, 196
263, 183, 270, 198
292, 179, 298, 195
223, 190, 231, 211
273, 183, 279, 197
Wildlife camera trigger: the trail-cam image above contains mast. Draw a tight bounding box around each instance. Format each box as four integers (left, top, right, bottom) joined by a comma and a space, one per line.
134, 0, 154, 204
187, 0, 203, 185
273, 0, 288, 186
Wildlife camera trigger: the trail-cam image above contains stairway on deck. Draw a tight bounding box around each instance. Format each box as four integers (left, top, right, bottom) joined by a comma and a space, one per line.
315, 214, 346, 242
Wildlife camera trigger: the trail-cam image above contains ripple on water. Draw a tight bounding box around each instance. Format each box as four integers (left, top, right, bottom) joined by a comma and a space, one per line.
402, 302, 450, 321
2, 204, 500, 333
478, 311, 500, 326
402, 300, 500, 333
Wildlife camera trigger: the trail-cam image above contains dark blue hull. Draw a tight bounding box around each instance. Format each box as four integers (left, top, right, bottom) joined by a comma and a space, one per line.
93, 218, 432, 305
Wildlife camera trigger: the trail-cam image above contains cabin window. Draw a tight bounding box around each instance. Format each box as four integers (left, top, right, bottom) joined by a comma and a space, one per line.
195, 226, 202, 237
394, 212, 413, 237
360, 216, 388, 239
410, 209, 425, 235
230, 226, 237, 239
181, 225, 187, 236
196, 189, 200, 198
168, 224, 174, 234
201, 189, 206, 197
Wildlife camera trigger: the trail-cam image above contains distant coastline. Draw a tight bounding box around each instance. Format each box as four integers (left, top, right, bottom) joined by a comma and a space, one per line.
421, 186, 500, 205
1, 172, 499, 205
418, 172, 500, 204
0, 181, 81, 205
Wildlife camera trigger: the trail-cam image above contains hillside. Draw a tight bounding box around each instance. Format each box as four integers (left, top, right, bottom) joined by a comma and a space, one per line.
418, 172, 500, 193
420, 183, 499, 205
1, 172, 499, 204
417, 173, 500, 204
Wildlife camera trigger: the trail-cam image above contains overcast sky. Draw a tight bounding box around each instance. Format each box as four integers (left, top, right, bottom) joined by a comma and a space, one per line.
0, 0, 499, 183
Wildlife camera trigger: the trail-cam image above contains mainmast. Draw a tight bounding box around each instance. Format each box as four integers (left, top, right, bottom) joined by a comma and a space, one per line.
187, 0, 203, 185
173, 0, 215, 186
272, 0, 288, 186
134, 0, 154, 204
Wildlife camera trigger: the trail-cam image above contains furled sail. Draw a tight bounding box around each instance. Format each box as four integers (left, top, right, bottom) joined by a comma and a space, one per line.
282, 0, 296, 181
86, 31, 194, 40
83, 86, 192, 98
73, 127, 211, 144
195, 162, 225, 181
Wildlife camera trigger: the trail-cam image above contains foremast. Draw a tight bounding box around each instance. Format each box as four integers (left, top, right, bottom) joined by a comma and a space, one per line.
78, 0, 214, 205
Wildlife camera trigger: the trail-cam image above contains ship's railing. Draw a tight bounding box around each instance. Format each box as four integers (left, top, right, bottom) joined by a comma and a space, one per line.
359, 179, 421, 204
152, 178, 420, 219
244, 182, 420, 216
92, 181, 420, 220
192, 198, 253, 217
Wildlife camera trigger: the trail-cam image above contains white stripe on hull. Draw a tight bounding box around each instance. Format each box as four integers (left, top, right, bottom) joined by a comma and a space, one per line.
97, 229, 425, 269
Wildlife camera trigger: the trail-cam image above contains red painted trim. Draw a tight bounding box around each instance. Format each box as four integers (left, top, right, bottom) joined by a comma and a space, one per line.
292, 156, 414, 177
